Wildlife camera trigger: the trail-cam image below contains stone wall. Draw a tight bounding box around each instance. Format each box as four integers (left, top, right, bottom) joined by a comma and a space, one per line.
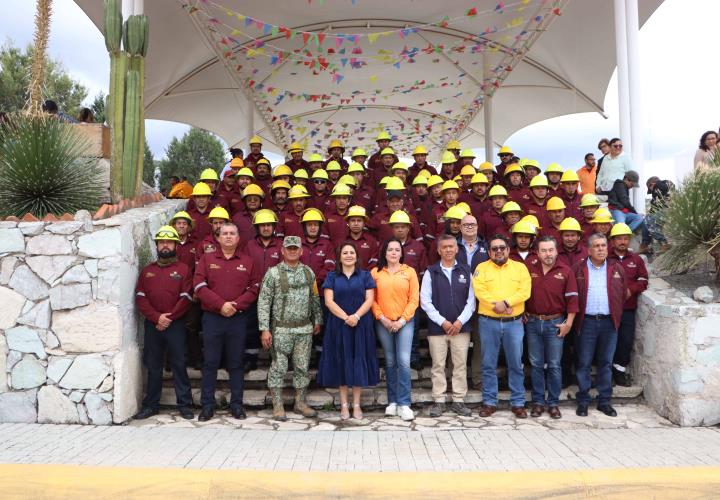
0, 199, 184, 424
633, 278, 720, 426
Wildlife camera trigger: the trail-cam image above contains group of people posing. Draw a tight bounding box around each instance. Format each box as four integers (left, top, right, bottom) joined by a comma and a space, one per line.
136, 133, 650, 423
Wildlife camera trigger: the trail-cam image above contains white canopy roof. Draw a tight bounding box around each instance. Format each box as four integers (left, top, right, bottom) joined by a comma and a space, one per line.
75, 0, 663, 160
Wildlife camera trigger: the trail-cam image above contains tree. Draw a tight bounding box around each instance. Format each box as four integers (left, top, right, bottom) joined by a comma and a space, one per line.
141, 137, 155, 187
158, 127, 226, 190
91, 92, 106, 124
0, 41, 87, 116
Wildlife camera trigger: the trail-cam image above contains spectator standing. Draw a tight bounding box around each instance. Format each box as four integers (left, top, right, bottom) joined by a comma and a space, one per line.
694, 131, 718, 171
576, 153, 597, 195
645, 176, 673, 252
595, 138, 632, 194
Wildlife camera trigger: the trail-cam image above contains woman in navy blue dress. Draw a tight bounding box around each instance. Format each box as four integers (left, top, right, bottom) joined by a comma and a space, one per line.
317, 241, 378, 419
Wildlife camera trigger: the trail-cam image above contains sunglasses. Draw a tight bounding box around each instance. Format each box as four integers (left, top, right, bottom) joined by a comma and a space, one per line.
612, 144, 623, 148
313, 179, 327, 184
490, 245, 508, 252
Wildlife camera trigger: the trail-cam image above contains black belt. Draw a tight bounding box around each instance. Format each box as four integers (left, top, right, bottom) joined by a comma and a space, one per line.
480, 314, 523, 323
585, 314, 611, 320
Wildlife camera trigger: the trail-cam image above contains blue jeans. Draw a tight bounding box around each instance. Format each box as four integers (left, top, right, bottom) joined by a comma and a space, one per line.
645, 213, 667, 243
610, 210, 651, 244
376, 320, 414, 406
479, 316, 525, 407
576, 317, 618, 406
526, 317, 565, 406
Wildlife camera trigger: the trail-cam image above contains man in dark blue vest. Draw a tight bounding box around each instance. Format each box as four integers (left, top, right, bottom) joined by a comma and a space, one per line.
420, 234, 476, 417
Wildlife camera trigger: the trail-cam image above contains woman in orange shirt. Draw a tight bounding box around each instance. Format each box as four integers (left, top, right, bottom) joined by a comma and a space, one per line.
371, 238, 420, 421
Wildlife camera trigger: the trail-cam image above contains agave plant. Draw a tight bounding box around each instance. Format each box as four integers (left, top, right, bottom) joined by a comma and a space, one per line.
0, 113, 101, 218
654, 169, 720, 276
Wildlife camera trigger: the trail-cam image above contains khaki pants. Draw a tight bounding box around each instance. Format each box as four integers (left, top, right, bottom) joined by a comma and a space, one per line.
470, 314, 482, 386
428, 332, 470, 403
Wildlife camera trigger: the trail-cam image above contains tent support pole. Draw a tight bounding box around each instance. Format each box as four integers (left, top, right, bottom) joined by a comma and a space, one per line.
626, 0, 645, 209
484, 96, 493, 163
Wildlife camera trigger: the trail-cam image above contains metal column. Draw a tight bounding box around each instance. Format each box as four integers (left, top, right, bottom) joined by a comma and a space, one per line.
626, 0, 645, 208
614, 0, 632, 154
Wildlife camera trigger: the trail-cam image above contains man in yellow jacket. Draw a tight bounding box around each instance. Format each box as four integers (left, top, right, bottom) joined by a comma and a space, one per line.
472, 233, 531, 419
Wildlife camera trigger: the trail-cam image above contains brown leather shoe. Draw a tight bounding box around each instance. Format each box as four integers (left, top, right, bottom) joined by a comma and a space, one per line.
511, 406, 528, 419
530, 404, 544, 417
478, 404, 497, 417
548, 406, 562, 419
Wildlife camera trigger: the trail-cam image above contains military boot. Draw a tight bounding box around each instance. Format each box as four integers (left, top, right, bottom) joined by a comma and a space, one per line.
270, 389, 286, 421
294, 388, 317, 418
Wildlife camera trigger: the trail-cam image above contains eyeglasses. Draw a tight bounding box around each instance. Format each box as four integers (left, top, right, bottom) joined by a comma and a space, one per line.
490, 245, 508, 252
461, 223, 477, 228
612, 144, 623, 148
313, 180, 327, 184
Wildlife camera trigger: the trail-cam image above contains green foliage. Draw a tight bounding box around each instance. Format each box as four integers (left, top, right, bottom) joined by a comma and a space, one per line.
141, 137, 155, 187
91, 92, 106, 124
158, 128, 226, 189
654, 170, 720, 274
0, 41, 88, 117
0, 113, 101, 218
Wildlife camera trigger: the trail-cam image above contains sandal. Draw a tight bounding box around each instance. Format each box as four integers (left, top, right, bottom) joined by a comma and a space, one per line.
352, 404, 363, 420
340, 403, 350, 420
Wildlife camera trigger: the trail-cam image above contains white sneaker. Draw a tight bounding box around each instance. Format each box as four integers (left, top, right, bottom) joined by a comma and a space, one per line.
385, 403, 397, 416
398, 405, 415, 421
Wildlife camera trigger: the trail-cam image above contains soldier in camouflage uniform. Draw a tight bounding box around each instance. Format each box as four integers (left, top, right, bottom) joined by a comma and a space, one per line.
258, 235, 324, 421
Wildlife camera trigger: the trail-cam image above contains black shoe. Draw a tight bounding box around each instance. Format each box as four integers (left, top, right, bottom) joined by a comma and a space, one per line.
613, 369, 632, 387
178, 407, 194, 420
410, 359, 423, 371
133, 407, 158, 420
596, 404, 617, 417
198, 408, 214, 421
576, 405, 588, 417
231, 406, 247, 420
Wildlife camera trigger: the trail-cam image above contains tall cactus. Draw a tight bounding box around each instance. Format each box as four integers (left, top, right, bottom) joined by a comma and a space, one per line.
122, 70, 140, 197
125, 14, 149, 196
103, 0, 125, 202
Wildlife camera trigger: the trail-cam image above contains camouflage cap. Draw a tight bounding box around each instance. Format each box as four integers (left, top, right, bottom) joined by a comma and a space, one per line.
283, 235, 302, 248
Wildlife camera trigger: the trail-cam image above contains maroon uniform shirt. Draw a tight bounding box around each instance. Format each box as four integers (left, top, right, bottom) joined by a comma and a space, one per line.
368, 209, 423, 244
195, 234, 220, 265
481, 209, 505, 241
507, 186, 531, 207
243, 236, 283, 276
287, 158, 310, 172
243, 152, 265, 169
408, 162, 437, 181
215, 185, 243, 216
347, 232, 379, 270
541, 225, 563, 246
186, 193, 230, 213
558, 244, 588, 270
135, 260, 193, 324
559, 191, 583, 220
301, 237, 336, 288
254, 175, 273, 194
231, 209, 257, 243
186, 207, 212, 242
324, 157, 349, 170
523, 200, 551, 229
325, 210, 351, 248
353, 186, 375, 212
279, 211, 305, 239
525, 260, 579, 316
194, 246, 260, 314
510, 248, 539, 267
609, 249, 648, 310
399, 238, 427, 278
175, 238, 197, 273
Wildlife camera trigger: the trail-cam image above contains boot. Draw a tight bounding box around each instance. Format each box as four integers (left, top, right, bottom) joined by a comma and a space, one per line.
294, 388, 317, 418
638, 243, 652, 255
270, 389, 286, 421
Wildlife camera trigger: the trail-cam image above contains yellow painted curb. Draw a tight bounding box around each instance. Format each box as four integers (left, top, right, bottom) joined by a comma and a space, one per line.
0, 464, 719, 498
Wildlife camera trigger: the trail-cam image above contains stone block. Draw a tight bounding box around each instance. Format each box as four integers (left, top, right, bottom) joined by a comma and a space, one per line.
47, 357, 73, 383
18, 222, 46, 236
11, 357, 46, 389
0, 336, 7, 393
5, 326, 46, 359
84, 259, 98, 278
691, 316, 720, 345
0, 390, 38, 423
17, 299, 51, 330
6, 350, 22, 371
0, 286, 26, 329
0, 221, 18, 229
0, 256, 20, 285
77, 229, 122, 258
69, 391, 84, 403
46, 221, 84, 235
9, 265, 49, 301
112, 344, 142, 423
26, 234, 73, 255
98, 375, 113, 393
97, 260, 137, 306
49, 283, 92, 310
26, 256, 77, 284
693, 286, 715, 303
37, 385, 80, 424
0, 228, 25, 253
85, 391, 112, 425
52, 302, 123, 352
61, 265, 91, 284
674, 397, 720, 427
59, 354, 110, 390
696, 344, 720, 365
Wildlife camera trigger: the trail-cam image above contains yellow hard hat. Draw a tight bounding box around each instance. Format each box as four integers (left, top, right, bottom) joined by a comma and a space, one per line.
288, 185, 310, 199
471, 172, 489, 184
242, 183, 265, 199
444, 205, 467, 220
255, 157, 271, 167
521, 215, 541, 229
199, 168, 220, 182
380, 147, 395, 156
376, 131, 392, 141
308, 153, 324, 163
460, 149, 476, 159
488, 185, 508, 197
385, 177, 406, 191
478, 161, 495, 173
253, 209, 279, 225
311, 169, 329, 180
345, 205, 368, 220
236, 167, 255, 178
511, 220, 537, 235
558, 217, 583, 233
379, 176, 391, 186
169, 211, 194, 229
447, 140, 461, 150
498, 145, 513, 156
524, 159, 541, 171
460, 165, 477, 177
326, 160, 342, 172
580, 193, 600, 207
391, 161, 409, 172
328, 139, 344, 150
457, 202, 471, 214
207, 206, 230, 221
610, 222, 633, 237
301, 208, 325, 223
331, 183, 353, 197
560, 170, 580, 183
154, 225, 180, 242
347, 162, 365, 174
427, 175, 444, 188
230, 157, 244, 168
453, 175, 462, 183
501, 201, 523, 214
590, 208, 614, 224
518, 158, 529, 168
546, 196, 566, 211
412, 145, 428, 156
441, 151, 457, 164
351, 148, 367, 158
191, 182, 212, 197
273, 165, 293, 178
412, 175, 428, 186
503, 164, 524, 177
337, 174, 357, 188
294, 168, 309, 180
249, 135, 262, 145
388, 210, 411, 225
271, 180, 292, 191
417, 169, 432, 179
442, 180, 460, 191
529, 175, 549, 188
288, 142, 303, 153
545, 163, 564, 174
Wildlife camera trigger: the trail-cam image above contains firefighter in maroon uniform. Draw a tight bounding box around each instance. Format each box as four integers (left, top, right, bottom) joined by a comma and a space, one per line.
482, 185, 509, 241
309, 169, 332, 211
232, 183, 266, 242
498, 201, 524, 241
458, 164, 476, 193
588, 208, 615, 241
461, 172, 491, 222
345, 206, 379, 269
557, 218, 588, 269
307, 153, 325, 174
367, 132, 397, 179
326, 160, 343, 186
545, 163, 564, 195
495, 145, 515, 179
347, 162, 374, 211
430, 180, 462, 236
194, 222, 261, 421
243, 135, 265, 169
438, 151, 458, 182
478, 162, 497, 186
558, 170, 583, 219
186, 169, 230, 213
524, 175, 552, 229
325, 139, 349, 170
325, 183, 354, 247
410, 175, 434, 241
369, 190, 423, 244
134, 226, 194, 420
254, 158, 273, 193
186, 182, 214, 242
369, 147, 398, 187
609, 223, 648, 387
510, 219, 539, 266
523, 160, 542, 184
266, 179, 291, 216
279, 185, 311, 238
286, 142, 309, 173
216, 170, 243, 216
293, 168, 309, 188
504, 164, 531, 206
350, 147, 368, 168
235, 166, 255, 193
541, 197, 567, 244
195, 207, 230, 260
408, 145, 436, 181
578, 194, 601, 235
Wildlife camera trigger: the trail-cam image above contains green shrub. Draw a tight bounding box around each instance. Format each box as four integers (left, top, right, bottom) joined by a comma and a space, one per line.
0, 113, 101, 218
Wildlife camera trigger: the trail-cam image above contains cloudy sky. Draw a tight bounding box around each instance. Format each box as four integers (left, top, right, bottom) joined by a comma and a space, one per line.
2, 0, 718, 179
